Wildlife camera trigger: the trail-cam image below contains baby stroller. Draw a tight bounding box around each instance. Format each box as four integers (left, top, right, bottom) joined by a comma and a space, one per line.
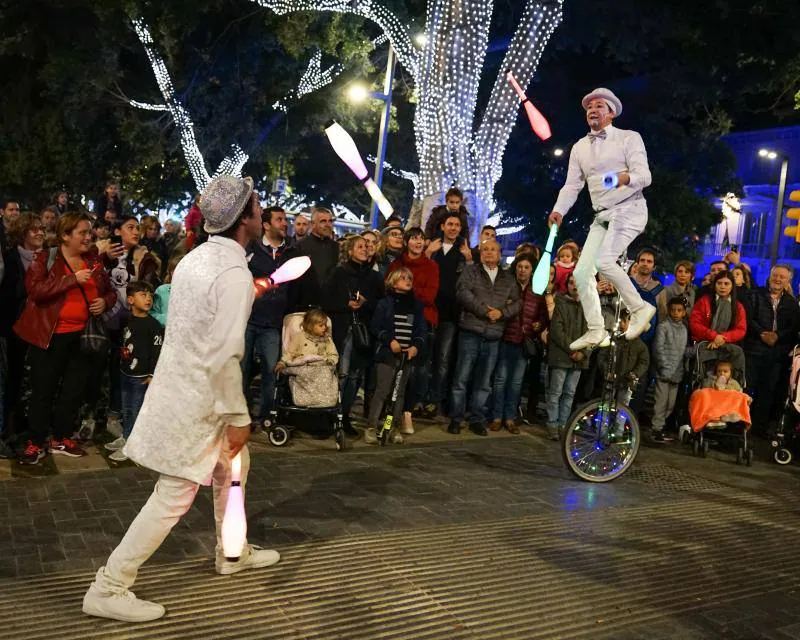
772, 345, 800, 465
265, 312, 346, 451
679, 341, 753, 465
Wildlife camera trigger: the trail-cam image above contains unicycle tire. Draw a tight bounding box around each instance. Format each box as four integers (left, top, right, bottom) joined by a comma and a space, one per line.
562, 399, 641, 483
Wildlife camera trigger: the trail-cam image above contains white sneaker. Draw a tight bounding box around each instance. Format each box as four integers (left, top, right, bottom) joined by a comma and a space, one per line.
364, 428, 378, 444
400, 412, 414, 434
83, 586, 165, 622
569, 329, 609, 351
216, 544, 280, 576
392, 431, 404, 444
109, 450, 128, 462
104, 437, 126, 452
625, 303, 656, 340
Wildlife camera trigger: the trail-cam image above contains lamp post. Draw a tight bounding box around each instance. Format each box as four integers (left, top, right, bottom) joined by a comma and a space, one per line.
759, 148, 790, 267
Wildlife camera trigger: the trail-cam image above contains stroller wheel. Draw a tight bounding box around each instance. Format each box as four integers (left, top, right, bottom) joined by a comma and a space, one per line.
746, 448, 754, 466
701, 440, 709, 458
736, 447, 743, 465
774, 448, 793, 465
268, 425, 290, 447
334, 428, 346, 451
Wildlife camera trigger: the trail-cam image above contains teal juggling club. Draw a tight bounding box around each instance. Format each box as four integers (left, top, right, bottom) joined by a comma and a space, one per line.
532, 223, 559, 294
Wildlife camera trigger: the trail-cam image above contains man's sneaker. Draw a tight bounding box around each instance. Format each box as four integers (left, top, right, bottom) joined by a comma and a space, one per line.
625, 303, 656, 341
109, 450, 129, 462
104, 436, 127, 452
469, 422, 488, 437
83, 586, 165, 622
77, 418, 95, 442
400, 412, 414, 434
391, 431, 404, 444
49, 438, 84, 457
215, 544, 280, 576
570, 329, 610, 351
364, 428, 378, 444
447, 421, 461, 435
19, 442, 46, 465
651, 429, 665, 443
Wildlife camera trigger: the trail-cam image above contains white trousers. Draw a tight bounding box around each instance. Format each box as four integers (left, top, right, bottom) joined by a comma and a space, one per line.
574, 199, 648, 332
93, 442, 250, 594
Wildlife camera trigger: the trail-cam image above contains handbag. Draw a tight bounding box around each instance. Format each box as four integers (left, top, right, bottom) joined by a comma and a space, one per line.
62, 252, 110, 355
350, 312, 372, 351
524, 335, 543, 359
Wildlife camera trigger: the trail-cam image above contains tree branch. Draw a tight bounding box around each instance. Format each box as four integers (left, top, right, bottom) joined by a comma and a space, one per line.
250, 0, 418, 81
273, 49, 343, 112
474, 0, 563, 196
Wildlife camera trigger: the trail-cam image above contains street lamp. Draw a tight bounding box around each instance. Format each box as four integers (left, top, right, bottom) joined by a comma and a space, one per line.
758, 148, 790, 267
347, 84, 369, 103
553, 147, 564, 157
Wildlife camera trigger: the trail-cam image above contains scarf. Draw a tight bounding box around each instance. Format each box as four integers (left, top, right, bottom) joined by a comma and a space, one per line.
17, 246, 39, 271
711, 296, 732, 333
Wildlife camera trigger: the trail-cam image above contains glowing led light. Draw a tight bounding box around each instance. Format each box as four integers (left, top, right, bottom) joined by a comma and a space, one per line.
758, 148, 769, 157
347, 84, 370, 103
553, 148, 564, 157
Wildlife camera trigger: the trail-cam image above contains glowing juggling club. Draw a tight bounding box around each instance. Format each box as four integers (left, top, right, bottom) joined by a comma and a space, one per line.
602, 172, 619, 189
324, 121, 394, 218
532, 223, 559, 295
221, 451, 246, 562
506, 70, 552, 141
253, 256, 311, 298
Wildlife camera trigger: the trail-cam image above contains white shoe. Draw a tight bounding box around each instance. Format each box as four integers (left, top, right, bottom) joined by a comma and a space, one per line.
392, 431, 404, 444
625, 303, 656, 340
105, 436, 126, 452
83, 586, 165, 622
569, 329, 609, 351
216, 544, 280, 576
364, 428, 378, 444
400, 412, 414, 434
109, 450, 128, 462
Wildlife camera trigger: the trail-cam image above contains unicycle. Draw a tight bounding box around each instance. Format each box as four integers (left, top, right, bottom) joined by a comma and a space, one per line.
377, 353, 407, 446
562, 268, 642, 482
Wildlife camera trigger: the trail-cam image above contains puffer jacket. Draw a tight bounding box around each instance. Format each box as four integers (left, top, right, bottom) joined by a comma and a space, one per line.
456, 264, 520, 340
652, 318, 688, 382
502, 284, 549, 344
598, 338, 650, 383
548, 293, 589, 370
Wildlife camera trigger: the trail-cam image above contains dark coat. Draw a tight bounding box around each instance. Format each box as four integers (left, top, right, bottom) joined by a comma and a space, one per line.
322, 260, 384, 352
245, 238, 298, 330
502, 284, 549, 345
743, 288, 800, 358
431, 238, 468, 323
598, 338, 650, 382
370, 291, 426, 364
548, 293, 589, 369
0, 247, 28, 336
424, 205, 471, 240
456, 264, 520, 340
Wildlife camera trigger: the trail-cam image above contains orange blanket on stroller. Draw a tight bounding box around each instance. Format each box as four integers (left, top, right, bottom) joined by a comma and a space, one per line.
688, 389, 751, 432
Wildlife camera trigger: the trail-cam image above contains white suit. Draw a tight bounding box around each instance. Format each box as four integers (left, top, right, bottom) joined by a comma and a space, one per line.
553, 124, 652, 331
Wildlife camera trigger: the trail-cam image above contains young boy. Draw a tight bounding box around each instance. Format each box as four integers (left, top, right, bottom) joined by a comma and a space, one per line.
105, 281, 164, 461
651, 296, 688, 442
546, 275, 590, 440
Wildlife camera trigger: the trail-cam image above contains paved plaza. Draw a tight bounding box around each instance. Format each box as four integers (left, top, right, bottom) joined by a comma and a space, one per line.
2, 422, 800, 639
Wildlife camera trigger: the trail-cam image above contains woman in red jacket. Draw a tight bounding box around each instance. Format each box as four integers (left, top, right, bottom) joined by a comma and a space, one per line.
387, 227, 440, 431
490, 254, 549, 432
14, 212, 117, 465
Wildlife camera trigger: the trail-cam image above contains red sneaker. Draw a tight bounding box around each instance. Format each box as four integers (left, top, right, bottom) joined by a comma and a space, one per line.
49, 438, 85, 457
19, 441, 47, 465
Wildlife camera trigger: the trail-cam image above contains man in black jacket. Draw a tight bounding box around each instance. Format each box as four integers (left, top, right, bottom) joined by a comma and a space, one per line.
743, 265, 800, 433
297, 207, 338, 301
243, 206, 298, 424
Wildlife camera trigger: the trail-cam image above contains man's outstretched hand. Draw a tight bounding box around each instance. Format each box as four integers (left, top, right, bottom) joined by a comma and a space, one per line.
548, 212, 563, 228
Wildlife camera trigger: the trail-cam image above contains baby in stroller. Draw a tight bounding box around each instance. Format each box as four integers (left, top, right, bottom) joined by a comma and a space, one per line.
689, 359, 751, 430
275, 308, 339, 408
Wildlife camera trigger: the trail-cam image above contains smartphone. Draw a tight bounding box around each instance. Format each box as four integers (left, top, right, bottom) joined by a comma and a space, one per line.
110, 235, 123, 246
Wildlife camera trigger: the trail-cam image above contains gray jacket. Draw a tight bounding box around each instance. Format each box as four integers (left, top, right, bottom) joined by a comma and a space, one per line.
653, 318, 687, 383
456, 264, 520, 340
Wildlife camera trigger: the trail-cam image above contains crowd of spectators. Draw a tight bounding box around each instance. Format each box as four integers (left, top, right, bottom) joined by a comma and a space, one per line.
1, 183, 800, 464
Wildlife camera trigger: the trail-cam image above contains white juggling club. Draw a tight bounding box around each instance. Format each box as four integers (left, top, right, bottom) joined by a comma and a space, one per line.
324, 121, 394, 218
221, 451, 247, 562
532, 224, 559, 295
253, 256, 311, 297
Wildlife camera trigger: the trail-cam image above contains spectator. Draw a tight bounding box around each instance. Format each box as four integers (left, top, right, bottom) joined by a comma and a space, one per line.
383, 215, 403, 229
104, 216, 162, 301
426, 213, 471, 417
515, 241, 541, 262
298, 207, 339, 289
96, 181, 123, 218
490, 254, 548, 433
545, 274, 588, 440
743, 265, 800, 433
13, 212, 117, 464
53, 190, 68, 215
1, 200, 21, 254
651, 296, 689, 441
93, 219, 112, 242
361, 230, 380, 272
731, 265, 753, 290
525, 263, 558, 423
471, 225, 497, 263
150, 251, 185, 327
597, 309, 650, 419
139, 216, 168, 274
322, 235, 383, 435
0, 213, 44, 439
365, 267, 425, 444
104, 209, 119, 225
242, 205, 298, 426
377, 226, 404, 275
630, 248, 663, 345
656, 260, 695, 321
424, 187, 471, 240
699, 260, 728, 291
40, 206, 58, 247
105, 281, 163, 462
387, 227, 440, 431
184, 194, 203, 250
448, 240, 520, 436
162, 219, 182, 256
553, 243, 578, 294
690, 270, 747, 347
292, 213, 309, 243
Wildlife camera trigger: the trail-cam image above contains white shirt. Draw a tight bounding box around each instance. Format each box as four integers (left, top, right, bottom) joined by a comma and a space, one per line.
553, 124, 652, 215
442, 241, 454, 255
483, 264, 499, 284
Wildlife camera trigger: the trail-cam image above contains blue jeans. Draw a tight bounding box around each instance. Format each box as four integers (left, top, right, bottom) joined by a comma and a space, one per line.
429, 321, 457, 406
242, 325, 281, 419
120, 374, 149, 439
450, 331, 500, 424
491, 342, 528, 421
546, 367, 582, 428
339, 330, 371, 419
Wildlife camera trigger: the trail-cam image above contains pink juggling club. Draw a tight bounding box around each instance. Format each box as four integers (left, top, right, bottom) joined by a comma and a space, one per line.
506, 70, 552, 141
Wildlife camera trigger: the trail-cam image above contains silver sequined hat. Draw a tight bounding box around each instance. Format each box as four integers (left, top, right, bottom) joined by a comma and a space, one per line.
581, 88, 623, 117
201, 175, 255, 234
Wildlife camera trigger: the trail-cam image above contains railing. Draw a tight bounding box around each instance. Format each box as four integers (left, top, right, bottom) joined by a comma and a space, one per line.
700, 242, 800, 261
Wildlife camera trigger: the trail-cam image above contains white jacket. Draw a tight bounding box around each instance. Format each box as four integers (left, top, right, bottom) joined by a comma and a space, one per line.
124, 236, 254, 485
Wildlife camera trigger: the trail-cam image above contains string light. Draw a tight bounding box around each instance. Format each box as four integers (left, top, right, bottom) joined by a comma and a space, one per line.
273, 49, 343, 112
